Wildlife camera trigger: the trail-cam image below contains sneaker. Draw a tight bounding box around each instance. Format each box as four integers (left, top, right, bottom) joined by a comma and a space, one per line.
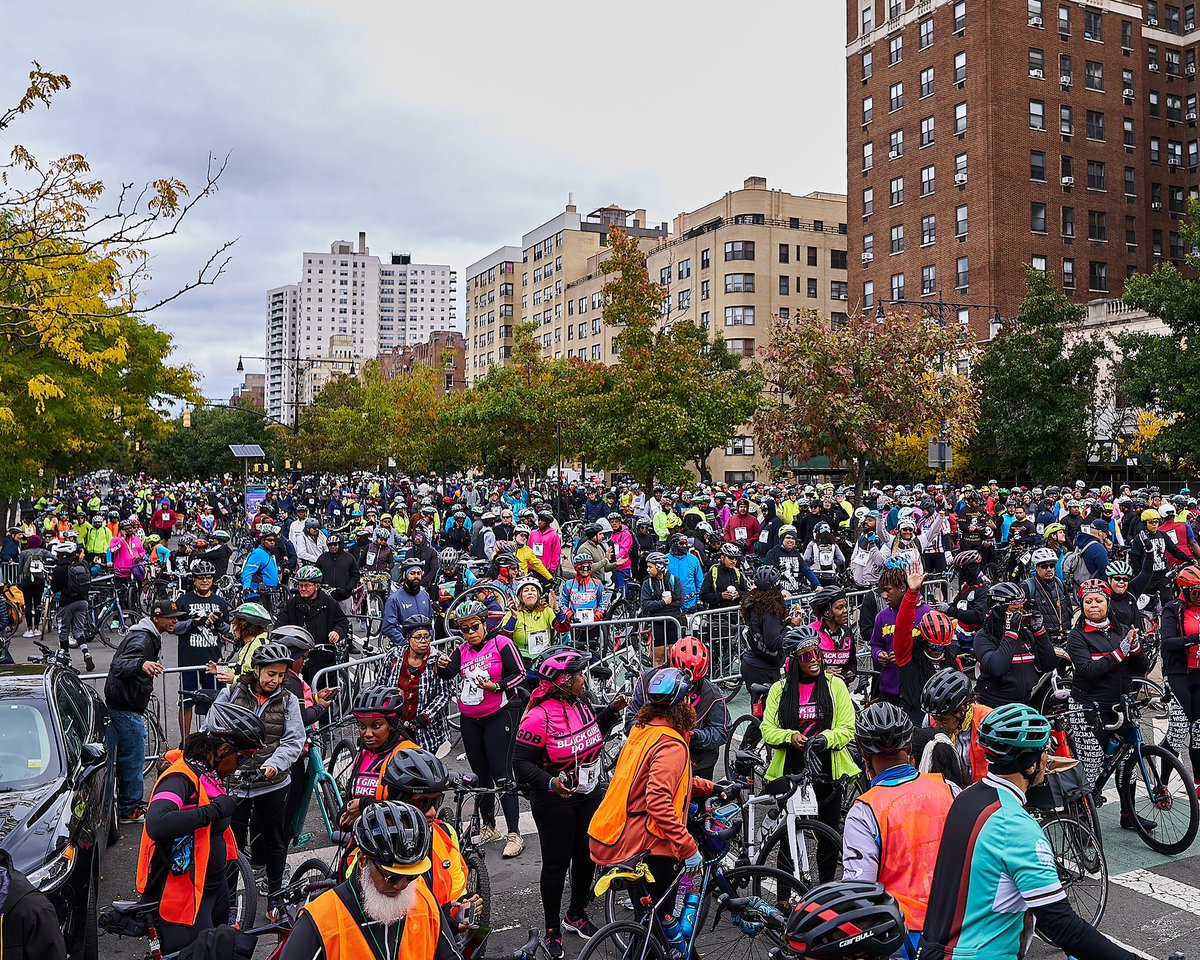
1121, 812, 1157, 832
266, 897, 282, 923
68, 635, 78, 647
253, 866, 269, 896
22, 629, 38, 638
477, 824, 502, 845
502, 831, 525, 858
543, 931, 564, 960
119, 807, 146, 824
564, 911, 598, 939
82, 650, 95, 673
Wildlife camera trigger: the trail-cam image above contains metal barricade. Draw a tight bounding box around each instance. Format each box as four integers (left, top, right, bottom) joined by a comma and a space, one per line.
686, 605, 743, 683
311, 650, 391, 751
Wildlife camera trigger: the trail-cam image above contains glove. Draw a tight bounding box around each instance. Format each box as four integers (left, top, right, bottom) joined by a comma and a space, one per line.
935, 603, 952, 615
1028, 614, 1045, 634
683, 850, 704, 872
209, 793, 237, 821
808, 735, 829, 753
412, 712, 430, 730
1006, 611, 1023, 634
332, 588, 350, 601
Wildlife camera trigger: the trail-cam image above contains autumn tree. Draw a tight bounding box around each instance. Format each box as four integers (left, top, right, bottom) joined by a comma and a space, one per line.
753, 309, 977, 501
969, 268, 1105, 478
149, 399, 285, 479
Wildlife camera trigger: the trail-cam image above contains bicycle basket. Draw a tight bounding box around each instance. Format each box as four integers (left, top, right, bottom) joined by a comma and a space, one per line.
1025, 761, 1091, 811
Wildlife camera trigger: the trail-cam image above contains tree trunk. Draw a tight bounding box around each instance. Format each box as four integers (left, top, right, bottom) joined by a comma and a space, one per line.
854, 458, 870, 507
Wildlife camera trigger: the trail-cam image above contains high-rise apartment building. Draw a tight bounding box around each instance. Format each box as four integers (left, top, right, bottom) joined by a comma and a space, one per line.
847, 0, 1200, 334
265, 232, 456, 425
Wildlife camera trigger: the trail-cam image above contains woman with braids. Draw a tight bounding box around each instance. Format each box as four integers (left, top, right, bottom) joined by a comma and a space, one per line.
760, 626, 859, 883
739, 566, 804, 717
893, 562, 962, 722
810, 585, 856, 682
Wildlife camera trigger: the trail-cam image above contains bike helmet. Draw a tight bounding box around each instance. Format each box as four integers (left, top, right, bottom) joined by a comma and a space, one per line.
918, 610, 956, 649
778, 524, 799, 540
977, 702, 1051, 764
353, 801, 432, 875
668, 636, 710, 681
921, 669, 972, 717
753, 566, 782, 589
781, 624, 822, 655
381, 748, 450, 796
645, 666, 691, 706
1141, 508, 1161, 522
513, 575, 543, 597
493, 552, 519, 569
374, 527, 391, 541
645, 551, 669, 568
269, 624, 314, 651
952, 549, 982, 569
572, 552, 595, 568
1030, 547, 1057, 567
987, 580, 1026, 609
250, 642, 294, 667
535, 645, 589, 685
178, 533, 196, 549
536, 510, 555, 523
204, 701, 267, 752
814, 521, 833, 536
582, 522, 604, 538
810, 585, 846, 618
718, 542, 742, 560
1106, 558, 1133, 578
855, 701, 914, 756
1042, 522, 1065, 539
1078, 578, 1111, 599
304, 517, 321, 530
1176, 564, 1200, 591
784, 881, 908, 960
438, 547, 460, 568
452, 599, 489, 625
352, 685, 406, 718
326, 533, 344, 547
232, 601, 271, 627
669, 533, 692, 554
295, 565, 323, 583
401, 614, 434, 636
52, 541, 77, 557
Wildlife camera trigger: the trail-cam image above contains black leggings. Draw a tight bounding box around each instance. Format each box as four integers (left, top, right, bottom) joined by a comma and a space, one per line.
20, 580, 43, 628
157, 882, 229, 954
530, 790, 602, 931
229, 787, 289, 896
1167, 672, 1200, 775
460, 708, 520, 833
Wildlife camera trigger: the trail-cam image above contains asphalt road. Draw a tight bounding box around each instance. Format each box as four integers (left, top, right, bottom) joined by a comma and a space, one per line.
14, 628, 1197, 960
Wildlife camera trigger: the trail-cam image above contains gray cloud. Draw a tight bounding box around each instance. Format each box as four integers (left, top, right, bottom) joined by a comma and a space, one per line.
4, 0, 846, 401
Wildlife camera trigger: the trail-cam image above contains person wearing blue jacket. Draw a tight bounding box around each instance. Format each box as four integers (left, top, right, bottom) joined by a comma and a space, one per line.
665, 533, 703, 612
1074, 520, 1112, 578
380, 561, 434, 647
241, 530, 280, 609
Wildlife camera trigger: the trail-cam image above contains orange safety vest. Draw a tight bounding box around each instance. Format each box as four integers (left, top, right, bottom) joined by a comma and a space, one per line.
967, 704, 991, 783
860, 771, 954, 932
135, 756, 238, 925
429, 821, 468, 905
304, 879, 440, 960
589, 723, 690, 847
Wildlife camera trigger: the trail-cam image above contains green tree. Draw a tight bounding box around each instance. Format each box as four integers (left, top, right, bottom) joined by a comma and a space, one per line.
969, 268, 1105, 478
753, 308, 977, 500
1116, 199, 1200, 469
148, 400, 285, 479
586, 229, 764, 487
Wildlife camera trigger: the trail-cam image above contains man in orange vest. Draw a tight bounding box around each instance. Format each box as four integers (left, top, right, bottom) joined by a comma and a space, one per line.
842, 701, 957, 959
283, 801, 459, 960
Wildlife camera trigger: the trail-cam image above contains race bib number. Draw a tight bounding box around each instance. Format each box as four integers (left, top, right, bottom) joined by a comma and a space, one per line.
788, 785, 819, 817
575, 757, 602, 795
758, 530, 768, 543
735, 527, 748, 542
532, 542, 544, 557
575, 608, 595, 625
460, 672, 486, 707
527, 630, 550, 656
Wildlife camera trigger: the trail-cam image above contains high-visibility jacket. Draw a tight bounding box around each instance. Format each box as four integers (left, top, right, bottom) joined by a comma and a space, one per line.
303, 879, 440, 960
428, 821, 468, 905
859, 772, 954, 932
135, 756, 238, 925
589, 724, 689, 846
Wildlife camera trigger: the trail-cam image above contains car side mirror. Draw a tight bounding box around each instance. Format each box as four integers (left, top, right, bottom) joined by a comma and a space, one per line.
81, 742, 107, 765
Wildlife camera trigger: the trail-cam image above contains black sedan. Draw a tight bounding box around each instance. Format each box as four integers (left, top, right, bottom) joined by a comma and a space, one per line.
0, 664, 117, 959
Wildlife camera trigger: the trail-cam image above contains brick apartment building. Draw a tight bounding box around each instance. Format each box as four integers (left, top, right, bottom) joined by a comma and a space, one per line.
379, 329, 467, 397
847, 0, 1200, 336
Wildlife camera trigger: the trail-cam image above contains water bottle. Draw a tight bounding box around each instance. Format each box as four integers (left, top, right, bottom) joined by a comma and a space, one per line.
674, 889, 702, 939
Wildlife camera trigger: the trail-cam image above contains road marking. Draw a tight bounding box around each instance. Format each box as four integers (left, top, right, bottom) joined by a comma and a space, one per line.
1112, 868, 1200, 917
1105, 935, 1159, 959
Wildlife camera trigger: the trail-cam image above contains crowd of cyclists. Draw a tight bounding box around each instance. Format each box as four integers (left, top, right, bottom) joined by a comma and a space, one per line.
4, 471, 1199, 960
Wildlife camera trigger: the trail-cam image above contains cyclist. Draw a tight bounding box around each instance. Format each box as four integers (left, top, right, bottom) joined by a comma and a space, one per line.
972, 581, 1057, 708
176, 559, 229, 737
666, 532, 704, 613
277, 565, 350, 687
382, 560, 435, 646
760, 625, 859, 882
436, 599, 525, 857
513, 524, 554, 584
1104, 558, 1145, 634
893, 563, 960, 722
510, 575, 570, 670
811, 585, 856, 682
282, 801, 458, 960
225, 601, 273, 676
870, 561, 927, 708
912, 670, 989, 787
1022, 546, 1073, 644
843, 702, 956, 958
918, 703, 1146, 960
945, 549, 989, 654
625, 636, 731, 780
135, 701, 265, 953
560, 552, 606, 652
374, 616, 453, 754
316, 533, 360, 616
740, 566, 803, 716
50, 540, 94, 668
209, 641, 305, 915
514, 646, 626, 954
240, 527, 280, 611
803, 521, 846, 586
1157, 563, 1200, 795
639, 550, 686, 664
766, 524, 821, 593
700, 541, 747, 608
589, 667, 714, 921
783, 881, 909, 960
341, 686, 421, 827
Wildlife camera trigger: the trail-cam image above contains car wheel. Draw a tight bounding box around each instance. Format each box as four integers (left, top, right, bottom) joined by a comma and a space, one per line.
83, 855, 100, 960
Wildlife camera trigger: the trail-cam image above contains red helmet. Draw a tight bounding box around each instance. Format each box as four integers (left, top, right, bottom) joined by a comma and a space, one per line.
668, 636, 710, 681
1176, 564, 1200, 591
1078, 578, 1112, 599
918, 610, 955, 648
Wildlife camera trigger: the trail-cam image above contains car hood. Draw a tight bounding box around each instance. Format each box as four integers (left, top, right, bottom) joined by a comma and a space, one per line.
0, 780, 71, 875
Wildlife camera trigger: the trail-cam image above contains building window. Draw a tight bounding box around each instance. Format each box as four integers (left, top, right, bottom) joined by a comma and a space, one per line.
921, 264, 937, 294
890, 176, 905, 205
779, 276, 790, 295
726, 436, 756, 457
890, 82, 904, 111
659, 266, 671, 285
863, 142, 874, 171
1063, 258, 1076, 288
891, 273, 905, 299
1084, 8, 1102, 39
1150, 137, 1161, 163
890, 129, 904, 157
863, 50, 873, 79
889, 34, 903, 64
863, 234, 875, 258
779, 243, 790, 264
1060, 105, 1073, 134
921, 214, 936, 245
832, 249, 848, 269
954, 0, 966, 29
1059, 4, 1070, 34
1126, 215, 1138, 245
1062, 206, 1075, 237
808, 246, 819, 266
1124, 166, 1136, 196
1124, 119, 1135, 148
954, 51, 968, 83
1032, 255, 1047, 273
863, 187, 874, 216
956, 204, 969, 237
920, 17, 934, 48
1086, 109, 1105, 140
1089, 260, 1108, 291
1030, 99, 1045, 129
1031, 151, 1046, 181
807, 278, 818, 298
891, 224, 905, 253
701, 279, 711, 300
920, 66, 935, 97
1085, 60, 1104, 90
701, 249, 711, 269
864, 280, 875, 307
920, 115, 935, 147
1088, 210, 1108, 241
1087, 160, 1106, 190
831, 280, 849, 299
956, 256, 969, 289
678, 289, 691, 310
1029, 48, 1045, 73
1031, 202, 1048, 233
920, 164, 936, 195
955, 102, 968, 134
725, 273, 755, 293
724, 241, 755, 261
725, 305, 755, 326
724, 338, 755, 356
1150, 91, 1161, 119
678, 259, 692, 279
862, 5, 874, 33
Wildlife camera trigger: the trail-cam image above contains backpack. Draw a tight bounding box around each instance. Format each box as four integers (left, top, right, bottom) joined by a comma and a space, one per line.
3, 584, 23, 626
1060, 546, 1088, 590
27, 555, 45, 581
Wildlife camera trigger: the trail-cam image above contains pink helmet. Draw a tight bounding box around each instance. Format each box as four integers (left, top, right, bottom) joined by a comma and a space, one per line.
535, 645, 588, 686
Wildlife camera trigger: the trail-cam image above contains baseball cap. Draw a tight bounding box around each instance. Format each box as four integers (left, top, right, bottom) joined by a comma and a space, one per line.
151, 600, 184, 619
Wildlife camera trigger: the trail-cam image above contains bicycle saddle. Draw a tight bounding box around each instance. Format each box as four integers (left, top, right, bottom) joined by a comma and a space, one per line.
749, 683, 774, 696
593, 857, 655, 897
111, 899, 160, 916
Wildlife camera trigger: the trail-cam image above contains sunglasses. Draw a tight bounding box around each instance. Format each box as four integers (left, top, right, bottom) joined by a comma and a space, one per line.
796, 649, 820, 663
371, 862, 413, 886
459, 621, 485, 633
1035, 562, 1056, 569
409, 793, 444, 812
1110, 576, 1131, 583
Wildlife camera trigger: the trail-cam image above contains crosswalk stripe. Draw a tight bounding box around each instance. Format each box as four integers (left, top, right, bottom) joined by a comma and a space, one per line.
1112, 868, 1200, 918
1105, 934, 1159, 959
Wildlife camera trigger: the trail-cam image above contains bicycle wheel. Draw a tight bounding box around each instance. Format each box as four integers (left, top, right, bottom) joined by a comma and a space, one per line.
281, 858, 332, 923
1118, 742, 1200, 855
230, 852, 259, 928
723, 716, 766, 791
329, 738, 356, 799
142, 714, 163, 777
578, 921, 667, 960
754, 818, 844, 889
98, 604, 129, 649
1131, 677, 1174, 749
1037, 815, 1107, 933
465, 851, 492, 926
317, 777, 344, 839
695, 864, 808, 960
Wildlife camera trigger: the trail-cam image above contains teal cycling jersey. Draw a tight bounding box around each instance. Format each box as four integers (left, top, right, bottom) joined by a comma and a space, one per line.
918, 774, 1064, 960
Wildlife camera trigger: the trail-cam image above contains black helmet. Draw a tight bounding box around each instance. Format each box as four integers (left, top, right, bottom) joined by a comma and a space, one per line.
352, 801, 432, 874
204, 701, 266, 752
645, 666, 691, 706
855, 702, 914, 756
401, 614, 434, 635
352, 685, 405, 718
327, 533, 344, 547
753, 566, 782, 589
719, 542, 742, 560
921, 669, 972, 717
251, 642, 294, 667
781, 624, 821, 656
953, 549, 983, 569
810, 585, 846, 618
189, 560, 217, 577
270, 624, 314, 651
784, 881, 908, 959
582, 522, 604, 538
382, 748, 450, 796
988, 581, 1026, 609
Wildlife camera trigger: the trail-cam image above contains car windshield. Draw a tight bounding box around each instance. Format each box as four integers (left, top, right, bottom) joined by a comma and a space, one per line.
0, 699, 60, 790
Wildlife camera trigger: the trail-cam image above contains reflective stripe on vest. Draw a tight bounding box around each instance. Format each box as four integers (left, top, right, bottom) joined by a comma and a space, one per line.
135, 757, 238, 925
304, 879, 440, 960
588, 723, 689, 847
859, 772, 954, 932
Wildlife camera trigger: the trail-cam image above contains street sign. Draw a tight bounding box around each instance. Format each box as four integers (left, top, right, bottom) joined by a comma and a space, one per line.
928, 440, 953, 470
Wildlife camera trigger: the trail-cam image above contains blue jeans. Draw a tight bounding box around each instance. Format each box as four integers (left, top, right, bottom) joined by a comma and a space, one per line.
107, 709, 146, 815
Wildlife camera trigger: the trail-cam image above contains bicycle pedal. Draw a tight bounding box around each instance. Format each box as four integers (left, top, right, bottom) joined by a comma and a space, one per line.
296, 833, 315, 848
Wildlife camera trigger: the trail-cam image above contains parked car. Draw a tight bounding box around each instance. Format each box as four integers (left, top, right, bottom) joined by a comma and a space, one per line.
0, 664, 116, 959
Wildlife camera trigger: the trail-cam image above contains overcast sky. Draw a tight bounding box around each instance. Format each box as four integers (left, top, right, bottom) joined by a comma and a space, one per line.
5, 1, 848, 402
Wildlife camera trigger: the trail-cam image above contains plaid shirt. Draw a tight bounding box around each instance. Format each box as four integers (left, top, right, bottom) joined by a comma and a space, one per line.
375, 650, 452, 753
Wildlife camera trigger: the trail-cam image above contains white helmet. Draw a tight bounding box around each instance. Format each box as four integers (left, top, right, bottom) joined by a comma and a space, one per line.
1031, 547, 1058, 566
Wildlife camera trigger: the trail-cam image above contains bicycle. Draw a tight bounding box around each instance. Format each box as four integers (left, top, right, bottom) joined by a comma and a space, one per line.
291, 728, 351, 854
445, 771, 525, 928
348, 572, 389, 637
78, 576, 132, 650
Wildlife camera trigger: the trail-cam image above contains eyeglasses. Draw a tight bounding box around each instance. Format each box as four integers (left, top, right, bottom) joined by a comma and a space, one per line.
1035, 562, 1056, 569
